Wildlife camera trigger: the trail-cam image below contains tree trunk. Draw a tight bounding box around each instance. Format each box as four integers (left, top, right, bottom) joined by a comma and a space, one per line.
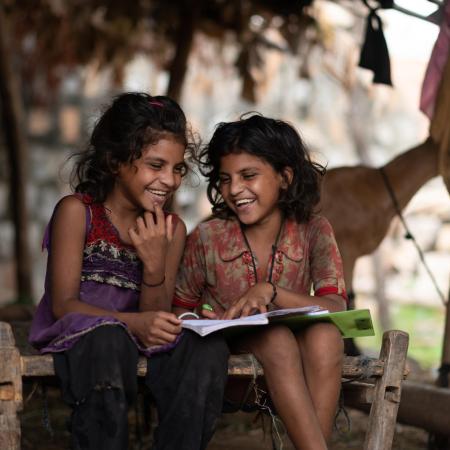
0, 5, 32, 304
166, 0, 201, 102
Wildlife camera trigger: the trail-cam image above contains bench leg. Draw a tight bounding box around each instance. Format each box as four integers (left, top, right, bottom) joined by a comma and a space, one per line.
0, 322, 23, 450
363, 330, 409, 450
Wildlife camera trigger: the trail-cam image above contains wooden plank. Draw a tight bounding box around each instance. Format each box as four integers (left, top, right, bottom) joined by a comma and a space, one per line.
343, 381, 374, 406
21, 353, 386, 379
0, 322, 22, 450
397, 380, 450, 436
363, 330, 409, 450
10, 321, 404, 381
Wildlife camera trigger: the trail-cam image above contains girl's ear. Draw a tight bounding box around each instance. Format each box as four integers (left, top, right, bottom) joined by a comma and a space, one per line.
281, 167, 294, 189
107, 154, 120, 175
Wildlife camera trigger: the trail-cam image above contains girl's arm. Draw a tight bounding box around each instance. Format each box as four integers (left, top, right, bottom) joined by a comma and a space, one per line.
222, 283, 346, 319
172, 225, 209, 317
272, 288, 346, 312
49, 196, 181, 346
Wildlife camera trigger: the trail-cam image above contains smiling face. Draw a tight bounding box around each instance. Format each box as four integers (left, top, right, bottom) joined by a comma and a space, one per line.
115, 137, 186, 212
219, 152, 289, 227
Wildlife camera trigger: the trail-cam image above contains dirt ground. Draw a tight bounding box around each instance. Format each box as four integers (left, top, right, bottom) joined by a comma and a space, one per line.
20, 383, 431, 450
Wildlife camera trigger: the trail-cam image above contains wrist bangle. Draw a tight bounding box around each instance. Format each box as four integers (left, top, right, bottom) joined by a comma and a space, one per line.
178, 312, 200, 320
268, 281, 277, 303
142, 275, 165, 288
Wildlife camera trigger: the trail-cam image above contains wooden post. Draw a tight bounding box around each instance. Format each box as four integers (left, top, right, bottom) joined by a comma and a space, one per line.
437, 283, 450, 388
0, 322, 23, 450
166, 0, 201, 101
363, 330, 409, 450
0, 4, 32, 303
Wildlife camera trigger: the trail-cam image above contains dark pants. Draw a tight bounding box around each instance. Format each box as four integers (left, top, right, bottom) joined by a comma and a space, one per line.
54, 325, 229, 450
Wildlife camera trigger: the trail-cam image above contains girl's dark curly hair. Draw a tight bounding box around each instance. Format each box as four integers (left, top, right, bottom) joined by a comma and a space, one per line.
199, 113, 325, 223
71, 92, 194, 202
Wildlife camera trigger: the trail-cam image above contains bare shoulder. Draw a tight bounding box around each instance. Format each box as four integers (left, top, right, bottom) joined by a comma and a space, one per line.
52, 195, 86, 230
171, 215, 187, 246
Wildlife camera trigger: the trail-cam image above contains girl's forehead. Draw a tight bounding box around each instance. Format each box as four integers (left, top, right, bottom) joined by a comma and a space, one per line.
141, 138, 185, 161
219, 152, 269, 170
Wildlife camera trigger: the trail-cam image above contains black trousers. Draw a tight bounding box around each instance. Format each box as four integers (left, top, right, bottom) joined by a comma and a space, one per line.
54, 325, 229, 450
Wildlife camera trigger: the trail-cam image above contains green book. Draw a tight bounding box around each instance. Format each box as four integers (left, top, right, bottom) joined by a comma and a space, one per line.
268, 308, 374, 339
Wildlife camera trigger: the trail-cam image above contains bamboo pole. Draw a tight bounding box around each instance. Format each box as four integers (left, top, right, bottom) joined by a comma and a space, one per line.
0, 4, 32, 303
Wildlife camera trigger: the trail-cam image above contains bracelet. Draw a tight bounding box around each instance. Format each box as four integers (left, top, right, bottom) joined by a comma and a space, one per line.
268, 281, 277, 303
142, 275, 165, 288
178, 312, 200, 320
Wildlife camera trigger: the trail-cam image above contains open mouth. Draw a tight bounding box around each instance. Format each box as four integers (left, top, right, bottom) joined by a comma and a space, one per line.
146, 189, 170, 202
235, 198, 256, 208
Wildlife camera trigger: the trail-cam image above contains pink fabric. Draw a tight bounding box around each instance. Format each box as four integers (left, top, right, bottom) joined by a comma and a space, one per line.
420, 2, 450, 119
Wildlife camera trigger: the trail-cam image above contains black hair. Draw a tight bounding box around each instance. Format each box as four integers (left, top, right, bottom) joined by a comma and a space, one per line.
71, 92, 194, 202
199, 113, 325, 223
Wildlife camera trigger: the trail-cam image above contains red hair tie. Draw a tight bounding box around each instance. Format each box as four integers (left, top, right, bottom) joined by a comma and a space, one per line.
149, 100, 163, 107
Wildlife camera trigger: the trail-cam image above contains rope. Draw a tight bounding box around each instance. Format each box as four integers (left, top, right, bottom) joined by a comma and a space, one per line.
334, 390, 351, 434
335, 356, 376, 434
379, 167, 447, 306
248, 355, 285, 450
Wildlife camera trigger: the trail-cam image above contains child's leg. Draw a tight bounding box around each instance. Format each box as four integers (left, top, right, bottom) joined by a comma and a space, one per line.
146, 331, 229, 450
53, 325, 139, 450
236, 325, 327, 450
295, 323, 344, 440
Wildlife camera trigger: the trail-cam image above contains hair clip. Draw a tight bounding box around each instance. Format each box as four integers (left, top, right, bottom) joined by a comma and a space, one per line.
149, 100, 163, 107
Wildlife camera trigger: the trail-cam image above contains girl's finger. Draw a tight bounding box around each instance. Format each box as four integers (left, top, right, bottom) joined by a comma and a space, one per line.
156, 311, 182, 324
154, 203, 166, 232
223, 300, 243, 320
136, 216, 147, 233
143, 211, 156, 230
201, 309, 218, 319
156, 318, 182, 335
128, 227, 139, 244
241, 302, 257, 318
166, 214, 174, 243
150, 329, 178, 343
259, 304, 268, 314
145, 335, 174, 347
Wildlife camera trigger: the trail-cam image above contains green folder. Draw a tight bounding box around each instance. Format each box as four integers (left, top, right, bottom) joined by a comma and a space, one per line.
268, 308, 374, 338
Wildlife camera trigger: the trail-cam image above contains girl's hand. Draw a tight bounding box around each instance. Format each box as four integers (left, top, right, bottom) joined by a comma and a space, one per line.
129, 204, 174, 281
200, 303, 225, 320
222, 282, 273, 320
129, 311, 182, 347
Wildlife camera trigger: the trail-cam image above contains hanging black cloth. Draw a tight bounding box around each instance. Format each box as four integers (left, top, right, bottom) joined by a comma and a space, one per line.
359, 1, 393, 86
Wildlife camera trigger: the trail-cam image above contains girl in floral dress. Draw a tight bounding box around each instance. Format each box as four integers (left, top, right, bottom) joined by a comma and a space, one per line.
174, 114, 347, 450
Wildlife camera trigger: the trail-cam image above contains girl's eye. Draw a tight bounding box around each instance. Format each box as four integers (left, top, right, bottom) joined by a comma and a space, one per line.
219, 176, 230, 184
149, 163, 162, 170
243, 173, 256, 180
174, 164, 188, 176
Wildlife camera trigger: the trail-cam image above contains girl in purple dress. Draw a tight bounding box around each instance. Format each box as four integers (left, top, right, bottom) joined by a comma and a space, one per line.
29, 92, 229, 450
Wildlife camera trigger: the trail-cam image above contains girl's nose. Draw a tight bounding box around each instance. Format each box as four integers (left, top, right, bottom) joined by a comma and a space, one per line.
160, 168, 177, 188
229, 178, 243, 196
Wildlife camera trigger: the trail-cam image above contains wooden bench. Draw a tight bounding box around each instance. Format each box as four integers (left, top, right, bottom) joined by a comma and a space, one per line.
0, 321, 409, 450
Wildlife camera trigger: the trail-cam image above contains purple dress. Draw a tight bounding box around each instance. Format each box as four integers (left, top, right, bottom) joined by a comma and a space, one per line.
29, 194, 178, 357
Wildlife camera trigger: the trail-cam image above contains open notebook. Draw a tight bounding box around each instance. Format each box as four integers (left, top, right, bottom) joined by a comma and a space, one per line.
181, 307, 374, 338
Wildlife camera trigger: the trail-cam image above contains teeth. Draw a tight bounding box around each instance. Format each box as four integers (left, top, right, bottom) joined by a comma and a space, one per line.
235, 199, 254, 206
147, 189, 167, 197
